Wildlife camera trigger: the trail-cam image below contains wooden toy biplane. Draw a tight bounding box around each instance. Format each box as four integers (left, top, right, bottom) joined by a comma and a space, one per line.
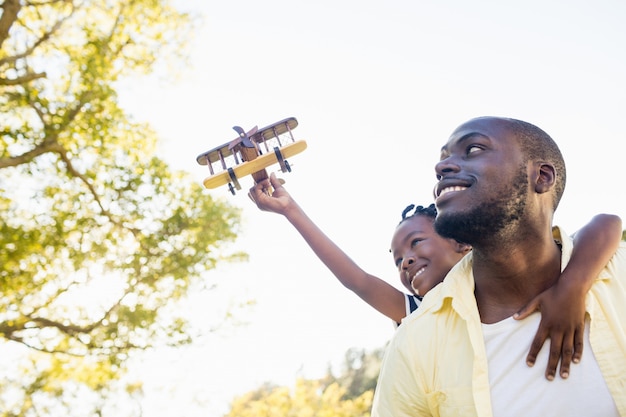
196, 117, 307, 195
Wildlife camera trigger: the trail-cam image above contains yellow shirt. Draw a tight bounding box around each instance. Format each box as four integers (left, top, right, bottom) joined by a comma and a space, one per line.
371, 227, 626, 417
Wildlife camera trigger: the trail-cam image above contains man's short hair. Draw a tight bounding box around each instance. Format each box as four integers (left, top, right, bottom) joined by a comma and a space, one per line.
507, 118, 566, 210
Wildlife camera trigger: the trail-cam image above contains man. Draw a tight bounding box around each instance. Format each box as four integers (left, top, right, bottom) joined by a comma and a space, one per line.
371, 116, 626, 417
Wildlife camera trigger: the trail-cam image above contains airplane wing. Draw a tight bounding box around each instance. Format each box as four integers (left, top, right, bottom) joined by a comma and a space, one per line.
250, 117, 298, 144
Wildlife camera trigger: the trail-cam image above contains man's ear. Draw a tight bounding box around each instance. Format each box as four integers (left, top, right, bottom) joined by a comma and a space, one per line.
534, 162, 556, 194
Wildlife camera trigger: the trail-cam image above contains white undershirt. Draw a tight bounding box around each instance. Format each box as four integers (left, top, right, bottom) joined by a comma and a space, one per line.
482, 313, 618, 417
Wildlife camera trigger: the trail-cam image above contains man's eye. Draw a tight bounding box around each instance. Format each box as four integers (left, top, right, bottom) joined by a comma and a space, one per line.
467, 144, 482, 154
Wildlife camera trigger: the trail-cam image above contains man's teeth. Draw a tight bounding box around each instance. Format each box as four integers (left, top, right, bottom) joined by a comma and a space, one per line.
439, 186, 467, 197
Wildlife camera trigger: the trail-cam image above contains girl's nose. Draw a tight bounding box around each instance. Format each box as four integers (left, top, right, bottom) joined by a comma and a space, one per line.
401, 256, 415, 270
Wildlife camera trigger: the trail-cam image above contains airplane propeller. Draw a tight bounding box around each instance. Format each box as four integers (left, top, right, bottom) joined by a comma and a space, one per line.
232, 125, 258, 148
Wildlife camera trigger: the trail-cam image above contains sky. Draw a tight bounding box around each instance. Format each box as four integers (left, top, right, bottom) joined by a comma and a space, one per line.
116, 1, 626, 415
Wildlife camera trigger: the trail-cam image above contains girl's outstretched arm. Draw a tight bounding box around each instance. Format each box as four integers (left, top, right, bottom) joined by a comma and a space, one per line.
514, 213, 622, 380
249, 173, 407, 323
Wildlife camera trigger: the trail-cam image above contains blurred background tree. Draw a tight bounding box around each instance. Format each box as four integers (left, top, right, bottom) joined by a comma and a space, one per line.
0, 1, 246, 415
224, 347, 384, 417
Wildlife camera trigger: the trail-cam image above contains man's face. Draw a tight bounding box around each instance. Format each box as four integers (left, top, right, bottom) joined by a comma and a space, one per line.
432, 117, 530, 245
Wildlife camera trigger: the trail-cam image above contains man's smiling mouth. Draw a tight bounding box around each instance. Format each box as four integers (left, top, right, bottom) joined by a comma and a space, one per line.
438, 185, 467, 198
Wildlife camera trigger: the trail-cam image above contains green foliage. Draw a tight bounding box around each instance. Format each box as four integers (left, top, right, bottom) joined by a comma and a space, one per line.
224, 348, 384, 417
321, 347, 384, 401
226, 379, 374, 417
0, 1, 246, 415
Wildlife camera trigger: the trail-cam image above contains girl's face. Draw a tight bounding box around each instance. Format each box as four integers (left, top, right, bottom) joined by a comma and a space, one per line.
390, 215, 469, 296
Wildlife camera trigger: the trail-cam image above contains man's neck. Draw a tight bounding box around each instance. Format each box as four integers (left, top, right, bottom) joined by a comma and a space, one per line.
472, 236, 562, 324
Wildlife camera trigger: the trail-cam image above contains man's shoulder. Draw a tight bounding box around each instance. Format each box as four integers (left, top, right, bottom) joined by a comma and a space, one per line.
399, 258, 476, 330
396, 289, 448, 340
417, 253, 475, 310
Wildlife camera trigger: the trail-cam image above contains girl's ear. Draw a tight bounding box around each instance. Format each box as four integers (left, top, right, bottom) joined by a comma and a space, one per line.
455, 242, 472, 254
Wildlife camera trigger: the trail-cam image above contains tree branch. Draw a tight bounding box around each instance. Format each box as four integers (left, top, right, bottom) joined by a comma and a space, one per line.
0, 71, 47, 86
0, 140, 65, 168
0, 0, 21, 50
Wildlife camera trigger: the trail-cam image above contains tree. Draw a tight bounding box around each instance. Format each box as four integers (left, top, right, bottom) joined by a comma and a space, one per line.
226, 378, 374, 417
224, 347, 383, 417
0, 1, 245, 415
321, 347, 384, 401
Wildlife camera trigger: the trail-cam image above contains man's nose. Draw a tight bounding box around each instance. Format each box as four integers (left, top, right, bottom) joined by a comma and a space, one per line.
435, 155, 461, 180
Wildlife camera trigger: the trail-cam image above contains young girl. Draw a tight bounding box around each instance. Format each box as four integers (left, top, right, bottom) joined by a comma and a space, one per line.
249, 173, 622, 380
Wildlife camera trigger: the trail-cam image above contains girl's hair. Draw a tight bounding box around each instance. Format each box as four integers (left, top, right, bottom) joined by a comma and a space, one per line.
399, 203, 437, 224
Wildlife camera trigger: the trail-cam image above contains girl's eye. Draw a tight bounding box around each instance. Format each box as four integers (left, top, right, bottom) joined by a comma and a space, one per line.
411, 238, 422, 248
395, 258, 402, 268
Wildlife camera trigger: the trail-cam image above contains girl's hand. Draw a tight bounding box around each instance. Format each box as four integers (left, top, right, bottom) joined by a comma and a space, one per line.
514, 279, 585, 380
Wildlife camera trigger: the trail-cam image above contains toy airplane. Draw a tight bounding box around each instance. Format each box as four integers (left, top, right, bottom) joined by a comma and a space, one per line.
196, 117, 307, 195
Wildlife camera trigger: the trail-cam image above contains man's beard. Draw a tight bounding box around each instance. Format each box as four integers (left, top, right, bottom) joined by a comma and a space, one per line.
434, 168, 528, 246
